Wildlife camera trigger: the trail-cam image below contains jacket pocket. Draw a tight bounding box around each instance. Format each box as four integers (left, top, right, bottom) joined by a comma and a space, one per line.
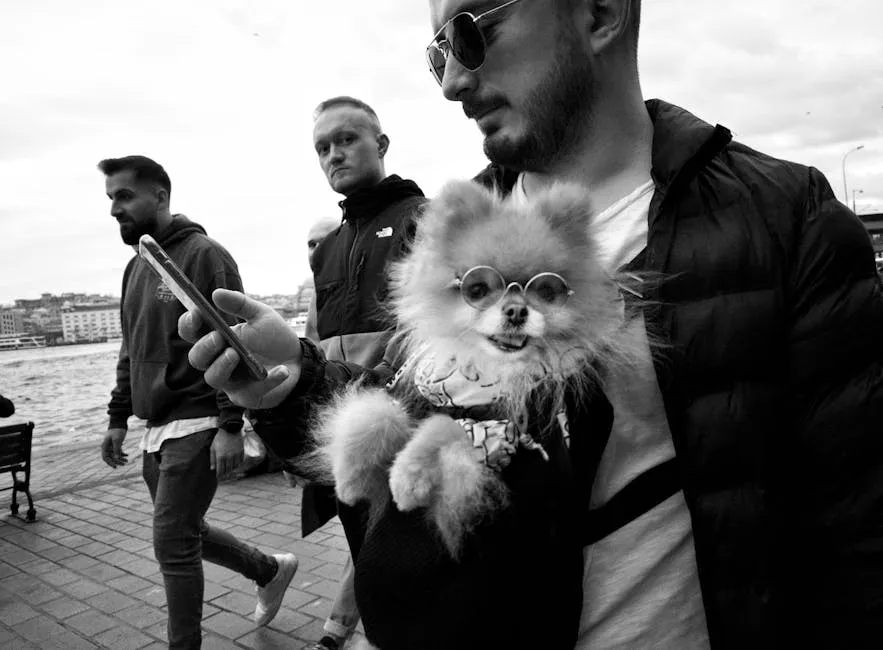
315, 279, 345, 338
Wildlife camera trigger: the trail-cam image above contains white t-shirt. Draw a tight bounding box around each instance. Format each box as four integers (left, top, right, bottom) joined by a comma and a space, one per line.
515, 176, 710, 649
139, 415, 219, 453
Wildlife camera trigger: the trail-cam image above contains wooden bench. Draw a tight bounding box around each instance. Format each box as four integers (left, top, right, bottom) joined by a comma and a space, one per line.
0, 422, 36, 522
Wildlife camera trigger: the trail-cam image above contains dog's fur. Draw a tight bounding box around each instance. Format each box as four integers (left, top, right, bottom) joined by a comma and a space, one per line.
311, 179, 640, 558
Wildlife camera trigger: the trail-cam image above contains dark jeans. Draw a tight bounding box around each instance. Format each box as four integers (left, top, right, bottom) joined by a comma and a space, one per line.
142, 429, 277, 649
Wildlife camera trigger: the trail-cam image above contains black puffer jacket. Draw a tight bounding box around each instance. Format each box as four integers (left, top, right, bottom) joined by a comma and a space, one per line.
257, 100, 883, 648
474, 100, 883, 649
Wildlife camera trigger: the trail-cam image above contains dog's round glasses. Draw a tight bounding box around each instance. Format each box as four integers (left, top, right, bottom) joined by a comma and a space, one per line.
425, 0, 525, 86
453, 265, 574, 311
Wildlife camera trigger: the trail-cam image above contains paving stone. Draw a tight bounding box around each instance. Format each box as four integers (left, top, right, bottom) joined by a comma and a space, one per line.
92, 624, 155, 650
65, 609, 119, 636
313, 548, 348, 565
0, 598, 40, 625
11, 614, 69, 642
133, 584, 167, 607
238, 626, 307, 649
202, 609, 255, 639
17, 581, 65, 605
58, 578, 109, 599
0, 561, 20, 579
209, 589, 257, 616
302, 578, 341, 600
115, 603, 167, 630
105, 573, 154, 594
39, 567, 82, 587
39, 596, 92, 620
265, 607, 316, 634
86, 589, 139, 614
39, 630, 101, 649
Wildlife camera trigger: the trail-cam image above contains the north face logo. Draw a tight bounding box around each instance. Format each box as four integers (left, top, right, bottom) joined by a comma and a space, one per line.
155, 281, 177, 303
375, 226, 393, 238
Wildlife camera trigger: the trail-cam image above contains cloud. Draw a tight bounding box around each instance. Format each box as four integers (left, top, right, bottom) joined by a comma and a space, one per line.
1, 0, 881, 304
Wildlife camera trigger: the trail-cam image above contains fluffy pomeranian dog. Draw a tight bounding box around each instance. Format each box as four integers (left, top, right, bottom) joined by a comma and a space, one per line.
311, 179, 638, 558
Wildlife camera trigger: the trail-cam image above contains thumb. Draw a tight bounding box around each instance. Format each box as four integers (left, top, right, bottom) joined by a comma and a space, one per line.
211, 289, 268, 321
209, 444, 217, 471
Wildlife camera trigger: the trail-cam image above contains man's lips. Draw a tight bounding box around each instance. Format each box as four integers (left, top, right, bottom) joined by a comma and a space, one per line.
464, 102, 504, 122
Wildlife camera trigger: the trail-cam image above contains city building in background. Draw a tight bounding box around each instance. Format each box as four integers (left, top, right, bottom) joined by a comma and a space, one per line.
2, 279, 325, 345
0, 309, 25, 336
61, 304, 122, 343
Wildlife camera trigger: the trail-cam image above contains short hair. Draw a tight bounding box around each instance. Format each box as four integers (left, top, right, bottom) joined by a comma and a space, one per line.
97, 155, 172, 197
313, 96, 383, 135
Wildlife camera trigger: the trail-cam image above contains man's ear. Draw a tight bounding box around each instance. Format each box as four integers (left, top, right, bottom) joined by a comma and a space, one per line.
155, 187, 170, 211
574, 0, 633, 56
377, 133, 390, 159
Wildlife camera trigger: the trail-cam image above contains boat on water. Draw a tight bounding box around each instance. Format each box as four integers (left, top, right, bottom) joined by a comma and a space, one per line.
0, 334, 47, 351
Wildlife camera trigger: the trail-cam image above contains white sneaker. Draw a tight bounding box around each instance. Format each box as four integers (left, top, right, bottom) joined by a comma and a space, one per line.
254, 553, 298, 626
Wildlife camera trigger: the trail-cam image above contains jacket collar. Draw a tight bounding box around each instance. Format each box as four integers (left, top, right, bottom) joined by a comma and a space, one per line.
338, 174, 425, 223
473, 99, 733, 202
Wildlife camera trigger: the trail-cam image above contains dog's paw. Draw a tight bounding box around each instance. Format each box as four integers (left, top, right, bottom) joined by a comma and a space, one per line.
389, 455, 438, 511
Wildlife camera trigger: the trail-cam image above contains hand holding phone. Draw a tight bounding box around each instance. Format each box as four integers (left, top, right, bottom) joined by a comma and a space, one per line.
138, 234, 268, 381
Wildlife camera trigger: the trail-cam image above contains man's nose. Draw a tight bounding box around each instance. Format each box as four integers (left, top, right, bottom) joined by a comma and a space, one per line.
441, 55, 477, 102
329, 146, 345, 163
111, 204, 124, 218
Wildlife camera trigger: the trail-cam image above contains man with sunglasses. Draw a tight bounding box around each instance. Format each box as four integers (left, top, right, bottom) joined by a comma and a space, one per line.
182, 0, 883, 648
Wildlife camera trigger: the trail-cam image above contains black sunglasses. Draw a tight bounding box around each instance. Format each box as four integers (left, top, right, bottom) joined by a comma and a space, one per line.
425, 0, 525, 85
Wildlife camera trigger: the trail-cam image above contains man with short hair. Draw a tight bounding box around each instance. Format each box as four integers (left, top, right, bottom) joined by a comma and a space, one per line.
182, 1, 883, 647
256, 98, 425, 650
98, 155, 298, 649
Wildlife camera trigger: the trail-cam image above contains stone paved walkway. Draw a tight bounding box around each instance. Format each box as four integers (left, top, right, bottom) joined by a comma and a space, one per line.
0, 432, 364, 648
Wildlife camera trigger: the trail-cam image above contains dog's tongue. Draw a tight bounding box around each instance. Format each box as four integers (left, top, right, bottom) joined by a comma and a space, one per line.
488, 334, 529, 352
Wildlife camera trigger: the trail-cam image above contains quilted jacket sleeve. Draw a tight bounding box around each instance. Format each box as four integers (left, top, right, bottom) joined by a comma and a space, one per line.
784, 166, 883, 643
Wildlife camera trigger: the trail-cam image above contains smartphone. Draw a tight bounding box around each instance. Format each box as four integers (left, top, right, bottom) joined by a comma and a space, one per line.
138, 234, 268, 381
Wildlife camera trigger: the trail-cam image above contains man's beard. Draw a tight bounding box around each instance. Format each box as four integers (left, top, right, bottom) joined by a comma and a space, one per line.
119, 215, 157, 245
484, 39, 595, 172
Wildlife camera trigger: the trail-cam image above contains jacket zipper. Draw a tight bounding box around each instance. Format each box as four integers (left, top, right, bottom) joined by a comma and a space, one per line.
346, 210, 360, 293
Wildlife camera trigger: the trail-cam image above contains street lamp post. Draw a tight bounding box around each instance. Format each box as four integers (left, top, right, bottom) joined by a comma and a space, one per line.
842, 144, 865, 203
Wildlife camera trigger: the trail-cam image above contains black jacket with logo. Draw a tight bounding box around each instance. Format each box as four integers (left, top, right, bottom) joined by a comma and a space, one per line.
310, 174, 425, 369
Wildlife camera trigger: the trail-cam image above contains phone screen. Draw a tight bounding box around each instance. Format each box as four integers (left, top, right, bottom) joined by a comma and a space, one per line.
138, 235, 268, 381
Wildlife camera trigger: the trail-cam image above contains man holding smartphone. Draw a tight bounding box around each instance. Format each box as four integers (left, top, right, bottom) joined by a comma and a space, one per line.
98, 155, 298, 649
181, 0, 883, 647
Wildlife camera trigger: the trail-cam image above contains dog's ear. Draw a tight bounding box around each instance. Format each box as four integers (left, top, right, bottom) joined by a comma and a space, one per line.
423, 180, 498, 246
528, 182, 593, 245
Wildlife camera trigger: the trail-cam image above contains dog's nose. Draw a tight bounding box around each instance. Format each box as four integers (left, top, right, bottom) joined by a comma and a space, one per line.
503, 302, 528, 326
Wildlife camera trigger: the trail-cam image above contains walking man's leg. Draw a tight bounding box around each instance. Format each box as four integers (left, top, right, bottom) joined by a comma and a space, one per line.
145, 430, 298, 648
145, 431, 218, 649
200, 520, 299, 625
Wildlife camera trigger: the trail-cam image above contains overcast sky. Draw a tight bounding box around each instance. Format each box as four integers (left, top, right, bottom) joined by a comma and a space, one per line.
1, 0, 881, 306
